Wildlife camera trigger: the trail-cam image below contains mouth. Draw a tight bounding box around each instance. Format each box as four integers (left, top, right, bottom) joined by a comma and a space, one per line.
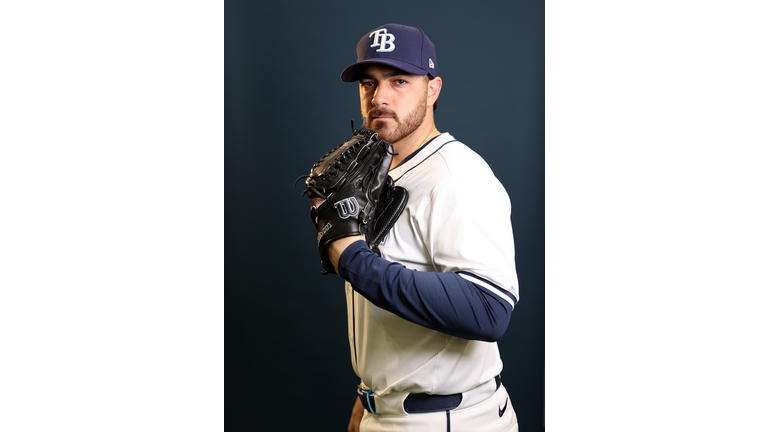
369, 109, 396, 122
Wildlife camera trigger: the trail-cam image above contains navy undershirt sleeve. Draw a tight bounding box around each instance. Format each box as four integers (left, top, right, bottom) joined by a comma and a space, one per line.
338, 240, 512, 342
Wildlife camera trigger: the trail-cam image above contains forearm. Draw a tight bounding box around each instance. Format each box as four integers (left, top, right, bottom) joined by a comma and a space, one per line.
337, 240, 512, 342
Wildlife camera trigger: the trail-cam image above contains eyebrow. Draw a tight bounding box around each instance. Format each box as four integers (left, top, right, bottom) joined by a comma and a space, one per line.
359, 69, 412, 81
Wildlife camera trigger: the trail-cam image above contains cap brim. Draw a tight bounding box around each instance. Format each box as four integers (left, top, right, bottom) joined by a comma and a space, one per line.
340, 58, 430, 82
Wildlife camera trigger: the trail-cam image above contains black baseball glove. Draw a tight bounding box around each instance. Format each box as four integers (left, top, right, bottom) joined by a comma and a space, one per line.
295, 122, 408, 274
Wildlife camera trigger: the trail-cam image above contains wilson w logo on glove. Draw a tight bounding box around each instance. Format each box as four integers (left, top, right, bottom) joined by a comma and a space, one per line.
334, 197, 360, 219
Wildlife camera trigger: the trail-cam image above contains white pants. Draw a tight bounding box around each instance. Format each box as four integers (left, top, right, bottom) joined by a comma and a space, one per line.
359, 384, 518, 432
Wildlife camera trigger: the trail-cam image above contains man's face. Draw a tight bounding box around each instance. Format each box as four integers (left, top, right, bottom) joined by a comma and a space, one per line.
358, 64, 429, 144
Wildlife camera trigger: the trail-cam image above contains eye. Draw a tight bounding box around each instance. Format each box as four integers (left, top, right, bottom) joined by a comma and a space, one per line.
360, 81, 375, 89
394, 79, 407, 85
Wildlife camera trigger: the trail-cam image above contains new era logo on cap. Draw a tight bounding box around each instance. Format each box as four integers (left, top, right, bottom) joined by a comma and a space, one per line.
340, 24, 438, 82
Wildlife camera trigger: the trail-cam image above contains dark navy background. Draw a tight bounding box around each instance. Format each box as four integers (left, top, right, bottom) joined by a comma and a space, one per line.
225, 1, 544, 430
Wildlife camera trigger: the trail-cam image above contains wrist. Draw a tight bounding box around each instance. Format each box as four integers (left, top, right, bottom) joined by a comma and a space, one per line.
328, 235, 365, 274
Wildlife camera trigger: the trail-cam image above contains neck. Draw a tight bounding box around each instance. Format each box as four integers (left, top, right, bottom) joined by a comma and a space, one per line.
390, 121, 439, 169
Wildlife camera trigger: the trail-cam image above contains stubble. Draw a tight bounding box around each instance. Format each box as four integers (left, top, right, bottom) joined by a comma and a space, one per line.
365, 91, 428, 144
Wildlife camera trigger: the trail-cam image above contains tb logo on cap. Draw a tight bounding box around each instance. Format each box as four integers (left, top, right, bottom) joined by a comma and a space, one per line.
369, 29, 395, 52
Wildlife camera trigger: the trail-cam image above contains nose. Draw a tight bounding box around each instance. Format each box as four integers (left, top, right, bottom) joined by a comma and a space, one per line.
372, 84, 389, 106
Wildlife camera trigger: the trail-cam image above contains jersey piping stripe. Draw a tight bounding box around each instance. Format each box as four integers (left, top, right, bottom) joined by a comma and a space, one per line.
391, 134, 437, 169
393, 140, 459, 183
352, 291, 358, 368
457, 271, 517, 307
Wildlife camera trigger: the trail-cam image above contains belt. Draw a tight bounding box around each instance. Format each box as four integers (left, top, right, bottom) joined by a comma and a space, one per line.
358, 375, 501, 415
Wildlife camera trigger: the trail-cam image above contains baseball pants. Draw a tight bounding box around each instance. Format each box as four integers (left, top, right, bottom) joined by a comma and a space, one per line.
358, 384, 517, 432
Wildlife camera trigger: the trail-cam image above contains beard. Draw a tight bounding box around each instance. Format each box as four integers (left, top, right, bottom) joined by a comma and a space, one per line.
365, 94, 427, 144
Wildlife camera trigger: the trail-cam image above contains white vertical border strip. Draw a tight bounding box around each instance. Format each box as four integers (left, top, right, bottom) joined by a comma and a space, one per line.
0, 1, 223, 431
546, 1, 768, 431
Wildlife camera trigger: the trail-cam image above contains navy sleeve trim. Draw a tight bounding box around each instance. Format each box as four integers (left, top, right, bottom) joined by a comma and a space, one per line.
339, 240, 512, 342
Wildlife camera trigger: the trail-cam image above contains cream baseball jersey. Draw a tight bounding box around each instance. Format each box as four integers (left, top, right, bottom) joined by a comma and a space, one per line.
381, 133, 517, 303
339, 133, 519, 415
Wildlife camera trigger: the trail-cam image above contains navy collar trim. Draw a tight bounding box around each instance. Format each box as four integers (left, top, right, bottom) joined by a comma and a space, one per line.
392, 135, 440, 169
393, 138, 458, 183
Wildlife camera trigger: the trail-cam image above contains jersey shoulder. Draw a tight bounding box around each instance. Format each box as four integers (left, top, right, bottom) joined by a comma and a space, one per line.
395, 134, 502, 190
414, 135, 509, 206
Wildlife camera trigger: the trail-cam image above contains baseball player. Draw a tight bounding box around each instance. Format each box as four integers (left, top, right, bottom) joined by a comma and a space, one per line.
313, 24, 520, 432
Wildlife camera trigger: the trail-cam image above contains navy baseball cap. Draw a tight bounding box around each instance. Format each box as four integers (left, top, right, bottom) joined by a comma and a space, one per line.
340, 24, 438, 82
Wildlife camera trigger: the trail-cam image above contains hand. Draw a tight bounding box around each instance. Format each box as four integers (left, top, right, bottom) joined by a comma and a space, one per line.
328, 235, 365, 274
347, 397, 364, 432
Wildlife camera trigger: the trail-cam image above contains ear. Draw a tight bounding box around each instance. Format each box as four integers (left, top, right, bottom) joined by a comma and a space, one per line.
427, 77, 442, 107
